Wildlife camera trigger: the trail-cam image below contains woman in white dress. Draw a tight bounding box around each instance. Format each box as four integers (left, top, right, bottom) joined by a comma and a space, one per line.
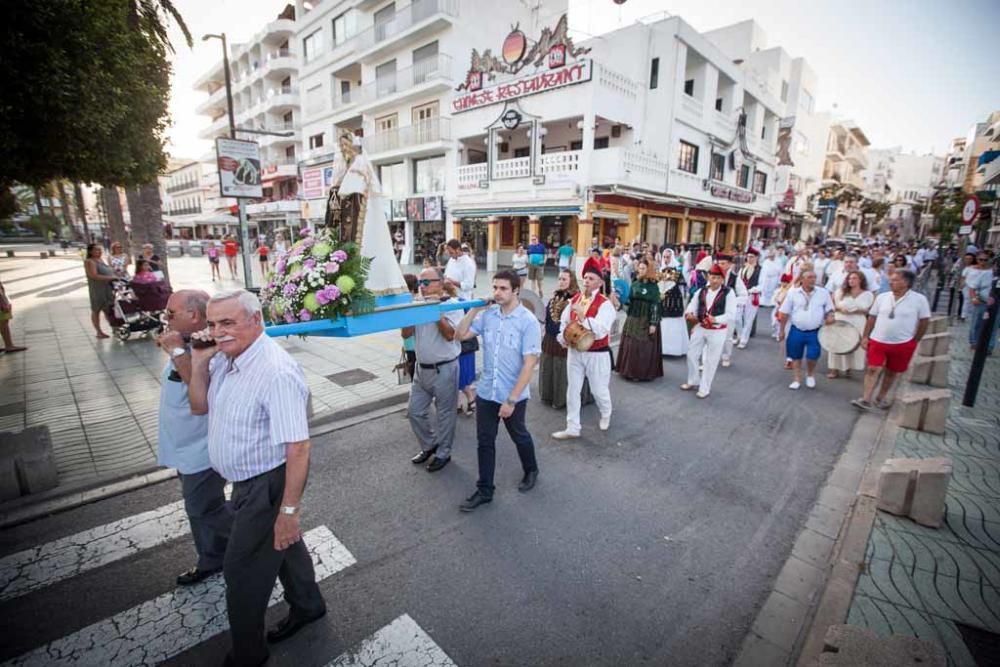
827, 270, 873, 379
659, 267, 689, 356
759, 247, 783, 307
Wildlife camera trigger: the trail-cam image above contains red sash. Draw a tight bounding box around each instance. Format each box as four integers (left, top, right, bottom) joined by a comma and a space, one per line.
570, 292, 610, 350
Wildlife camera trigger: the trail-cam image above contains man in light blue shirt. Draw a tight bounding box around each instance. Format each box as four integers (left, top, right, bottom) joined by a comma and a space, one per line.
455, 269, 541, 512
156, 290, 233, 586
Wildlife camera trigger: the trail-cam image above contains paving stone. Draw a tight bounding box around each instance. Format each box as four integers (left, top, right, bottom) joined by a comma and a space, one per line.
816, 624, 946, 666
792, 528, 837, 570
751, 590, 809, 652
731, 632, 790, 667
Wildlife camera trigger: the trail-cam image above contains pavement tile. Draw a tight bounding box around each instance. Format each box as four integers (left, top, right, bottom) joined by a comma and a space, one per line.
805, 501, 846, 541
730, 632, 789, 667
750, 590, 809, 652
773, 555, 827, 607
791, 527, 836, 570
908, 570, 1000, 631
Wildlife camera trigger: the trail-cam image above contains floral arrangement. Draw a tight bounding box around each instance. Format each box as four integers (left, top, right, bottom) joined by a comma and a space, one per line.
260, 227, 373, 324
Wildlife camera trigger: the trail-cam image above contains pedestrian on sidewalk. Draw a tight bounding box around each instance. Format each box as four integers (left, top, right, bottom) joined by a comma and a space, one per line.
967, 251, 998, 354
188, 289, 326, 665
156, 290, 233, 586
84, 243, 118, 339
557, 237, 574, 272
454, 270, 541, 512
109, 240, 131, 277
853, 269, 931, 411
681, 264, 735, 399
0, 276, 27, 354
140, 243, 161, 273
406, 268, 463, 473
223, 236, 240, 280
256, 239, 270, 277
778, 269, 835, 390
527, 234, 547, 296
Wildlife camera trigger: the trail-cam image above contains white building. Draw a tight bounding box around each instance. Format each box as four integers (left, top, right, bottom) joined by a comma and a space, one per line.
193, 4, 302, 240
704, 20, 830, 242
864, 148, 943, 238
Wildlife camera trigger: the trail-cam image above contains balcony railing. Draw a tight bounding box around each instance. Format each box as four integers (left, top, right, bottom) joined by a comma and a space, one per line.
355, 0, 459, 52
363, 117, 450, 154
166, 181, 199, 194
266, 49, 296, 62
357, 54, 452, 105
494, 156, 531, 179
680, 94, 703, 120
457, 162, 488, 190
167, 207, 203, 217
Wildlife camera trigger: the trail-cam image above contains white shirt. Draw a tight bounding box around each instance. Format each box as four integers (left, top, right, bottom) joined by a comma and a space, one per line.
869, 290, 931, 344
684, 286, 737, 328
779, 286, 834, 331
445, 253, 477, 300
558, 289, 617, 345
859, 256, 873, 269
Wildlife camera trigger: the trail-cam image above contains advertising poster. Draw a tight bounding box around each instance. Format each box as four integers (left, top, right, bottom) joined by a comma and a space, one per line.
215, 138, 263, 198
301, 167, 326, 200
407, 197, 425, 222
423, 195, 442, 221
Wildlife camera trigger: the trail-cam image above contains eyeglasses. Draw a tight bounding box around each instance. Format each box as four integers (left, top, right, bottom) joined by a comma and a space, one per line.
417, 278, 440, 287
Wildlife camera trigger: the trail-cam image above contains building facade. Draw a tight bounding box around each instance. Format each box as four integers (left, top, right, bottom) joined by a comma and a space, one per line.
864, 148, 943, 239
816, 120, 870, 238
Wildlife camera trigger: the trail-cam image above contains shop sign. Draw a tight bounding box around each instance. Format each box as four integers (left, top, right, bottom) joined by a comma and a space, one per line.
453, 60, 592, 113
215, 138, 262, 198
704, 180, 756, 204
301, 166, 327, 200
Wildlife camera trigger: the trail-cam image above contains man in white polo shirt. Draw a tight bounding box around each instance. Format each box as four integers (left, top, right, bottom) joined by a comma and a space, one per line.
853, 269, 931, 410
778, 269, 835, 389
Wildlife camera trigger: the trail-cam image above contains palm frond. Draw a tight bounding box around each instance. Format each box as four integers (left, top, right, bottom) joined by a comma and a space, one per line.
159, 0, 193, 48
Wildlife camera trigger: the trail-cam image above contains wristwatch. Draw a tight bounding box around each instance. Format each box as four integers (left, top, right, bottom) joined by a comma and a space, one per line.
279, 505, 299, 515
170, 347, 188, 359
504, 398, 516, 408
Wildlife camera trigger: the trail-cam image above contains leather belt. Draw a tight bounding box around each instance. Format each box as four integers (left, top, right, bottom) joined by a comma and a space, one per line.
418, 356, 458, 370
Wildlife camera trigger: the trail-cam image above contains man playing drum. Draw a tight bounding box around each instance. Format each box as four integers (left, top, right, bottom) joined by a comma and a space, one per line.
778, 269, 835, 390
552, 265, 616, 438
681, 264, 736, 399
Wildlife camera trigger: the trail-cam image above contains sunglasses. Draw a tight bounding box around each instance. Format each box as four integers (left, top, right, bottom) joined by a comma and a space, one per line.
417, 278, 441, 287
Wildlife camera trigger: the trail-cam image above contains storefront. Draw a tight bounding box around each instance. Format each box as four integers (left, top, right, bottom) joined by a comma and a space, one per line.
751, 216, 783, 242
460, 219, 489, 266
407, 195, 447, 265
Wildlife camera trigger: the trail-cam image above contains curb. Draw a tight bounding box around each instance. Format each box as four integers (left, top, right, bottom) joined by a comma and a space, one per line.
731, 400, 900, 666
0, 391, 412, 529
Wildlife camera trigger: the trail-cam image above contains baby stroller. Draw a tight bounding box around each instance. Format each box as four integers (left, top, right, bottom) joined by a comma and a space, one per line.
108, 279, 171, 341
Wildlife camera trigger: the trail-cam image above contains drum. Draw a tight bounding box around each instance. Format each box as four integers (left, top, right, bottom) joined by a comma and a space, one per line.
818, 320, 861, 354
564, 321, 595, 351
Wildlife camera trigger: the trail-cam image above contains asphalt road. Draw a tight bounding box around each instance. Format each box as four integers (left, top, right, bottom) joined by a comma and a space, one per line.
0, 319, 862, 666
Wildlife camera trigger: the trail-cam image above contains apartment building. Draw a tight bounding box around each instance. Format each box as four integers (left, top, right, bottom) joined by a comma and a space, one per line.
193, 4, 302, 239
961, 109, 1000, 194
704, 20, 830, 242
864, 148, 943, 238
817, 120, 870, 238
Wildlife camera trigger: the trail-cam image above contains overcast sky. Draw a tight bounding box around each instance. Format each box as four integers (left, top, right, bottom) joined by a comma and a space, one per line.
165, 0, 1000, 161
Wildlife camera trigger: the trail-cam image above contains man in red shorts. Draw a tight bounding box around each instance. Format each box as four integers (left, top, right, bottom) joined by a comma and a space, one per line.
853, 269, 930, 410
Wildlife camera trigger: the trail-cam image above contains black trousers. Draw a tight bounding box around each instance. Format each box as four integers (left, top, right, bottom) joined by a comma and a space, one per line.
225, 464, 326, 666
179, 467, 232, 572
475, 397, 538, 496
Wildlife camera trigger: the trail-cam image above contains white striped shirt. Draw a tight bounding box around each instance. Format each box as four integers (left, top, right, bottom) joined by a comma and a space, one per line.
206, 332, 310, 482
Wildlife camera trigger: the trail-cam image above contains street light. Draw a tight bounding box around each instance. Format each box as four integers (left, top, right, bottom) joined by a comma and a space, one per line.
202, 33, 235, 139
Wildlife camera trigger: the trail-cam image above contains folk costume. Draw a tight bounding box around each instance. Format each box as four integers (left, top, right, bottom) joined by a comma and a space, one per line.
540, 288, 593, 409
737, 250, 762, 347
759, 251, 784, 306
555, 267, 616, 437
718, 255, 748, 365
683, 265, 737, 398
617, 277, 662, 381
659, 268, 689, 356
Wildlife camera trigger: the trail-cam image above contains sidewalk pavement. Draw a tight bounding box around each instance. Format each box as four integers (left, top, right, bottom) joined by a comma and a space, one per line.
0, 252, 523, 503
844, 333, 1000, 666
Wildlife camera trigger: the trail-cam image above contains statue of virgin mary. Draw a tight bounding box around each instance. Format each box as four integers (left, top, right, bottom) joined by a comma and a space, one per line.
325, 132, 408, 297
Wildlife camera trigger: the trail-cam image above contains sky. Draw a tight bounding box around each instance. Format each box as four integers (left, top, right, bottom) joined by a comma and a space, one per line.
164, 0, 1000, 161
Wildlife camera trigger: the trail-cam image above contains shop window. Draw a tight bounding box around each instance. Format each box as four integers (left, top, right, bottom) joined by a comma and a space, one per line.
500, 219, 515, 246
688, 220, 706, 244
678, 140, 698, 174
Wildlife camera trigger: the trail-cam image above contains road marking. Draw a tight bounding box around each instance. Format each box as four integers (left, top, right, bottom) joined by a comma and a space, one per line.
9, 525, 355, 666
326, 614, 457, 667
0, 500, 189, 603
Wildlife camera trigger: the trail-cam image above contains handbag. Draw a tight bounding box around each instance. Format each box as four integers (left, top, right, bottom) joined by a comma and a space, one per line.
393, 349, 413, 385
460, 337, 479, 354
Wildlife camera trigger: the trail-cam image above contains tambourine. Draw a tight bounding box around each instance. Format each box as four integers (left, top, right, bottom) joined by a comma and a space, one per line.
564, 321, 595, 351
818, 320, 861, 354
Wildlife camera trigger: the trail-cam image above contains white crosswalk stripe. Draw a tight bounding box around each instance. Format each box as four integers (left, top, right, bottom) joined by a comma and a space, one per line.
8, 526, 356, 666
326, 614, 457, 667
0, 500, 189, 603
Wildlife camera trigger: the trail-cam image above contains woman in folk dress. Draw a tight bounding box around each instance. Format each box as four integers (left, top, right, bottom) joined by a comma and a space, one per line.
827, 270, 873, 378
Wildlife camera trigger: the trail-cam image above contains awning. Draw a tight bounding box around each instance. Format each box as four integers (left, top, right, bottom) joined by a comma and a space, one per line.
196, 214, 238, 225
977, 150, 1000, 167
591, 210, 630, 221
451, 205, 582, 218
751, 217, 783, 229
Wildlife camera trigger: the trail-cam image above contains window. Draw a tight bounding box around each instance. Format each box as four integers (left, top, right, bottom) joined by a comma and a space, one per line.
413, 42, 439, 83
376, 59, 397, 97
737, 164, 750, 188
684, 79, 695, 96
375, 113, 397, 133
340, 80, 351, 103
800, 89, 814, 114
649, 57, 659, 89
710, 153, 725, 181
761, 123, 767, 140
332, 11, 357, 46
413, 154, 445, 193
677, 140, 699, 174
753, 170, 767, 194
412, 101, 439, 124
570, 139, 583, 151
303, 29, 323, 64
374, 3, 396, 41
285, 145, 296, 159
594, 136, 609, 150
514, 147, 530, 158
780, 80, 788, 103
688, 220, 706, 244
309, 133, 324, 150
715, 98, 723, 112
379, 162, 407, 199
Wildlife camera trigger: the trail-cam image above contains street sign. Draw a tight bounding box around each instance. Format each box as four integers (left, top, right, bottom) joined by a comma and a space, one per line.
215, 138, 262, 198
961, 195, 980, 224
958, 224, 973, 236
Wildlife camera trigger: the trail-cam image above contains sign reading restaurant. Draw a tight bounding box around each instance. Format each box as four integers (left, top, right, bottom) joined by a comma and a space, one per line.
452, 60, 592, 113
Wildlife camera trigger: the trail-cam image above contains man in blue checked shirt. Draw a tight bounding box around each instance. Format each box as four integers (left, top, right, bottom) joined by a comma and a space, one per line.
454, 269, 542, 512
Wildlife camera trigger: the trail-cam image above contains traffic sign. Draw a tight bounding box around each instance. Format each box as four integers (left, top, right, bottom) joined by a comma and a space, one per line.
958, 224, 973, 236
961, 195, 980, 224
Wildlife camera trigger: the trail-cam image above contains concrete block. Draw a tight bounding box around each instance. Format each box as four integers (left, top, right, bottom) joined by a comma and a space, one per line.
39, 252, 48, 259
0, 425, 59, 498
898, 388, 951, 434
928, 356, 950, 387
876, 458, 952, 528
167, 246, 183, 258
0, 457, 20, 502
5, 249, 14, 258
927, 315, 949, 334
908, 355, 950, 388
187, 244, 203, 257
815, 624, 946, 666
917, 332, 949, 357
908, 355, 932, 384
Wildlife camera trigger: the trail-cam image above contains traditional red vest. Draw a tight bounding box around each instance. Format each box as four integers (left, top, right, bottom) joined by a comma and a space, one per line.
570, 291, 610, 350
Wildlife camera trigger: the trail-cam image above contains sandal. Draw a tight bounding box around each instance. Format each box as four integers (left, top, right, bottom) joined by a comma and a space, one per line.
826, 371, 838, 379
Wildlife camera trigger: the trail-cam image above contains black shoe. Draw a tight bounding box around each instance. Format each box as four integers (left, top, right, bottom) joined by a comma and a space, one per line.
426, 456, 451, 472
518, 470, 538, 492
411, 446, 437, 464
266, 608, 327, 644
223, 651, 269, 667
459, 490, 493, 512
176, 565, 221, 586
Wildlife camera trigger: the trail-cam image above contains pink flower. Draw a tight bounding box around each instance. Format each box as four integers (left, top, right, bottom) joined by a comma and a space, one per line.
303, 258, 316, 270
299, 309, 312, 321
331, 250, 348, 263
299, 227, 312, 238
315, 284, 341, 305
324, 261, 340, 274
284, 312, 297, 323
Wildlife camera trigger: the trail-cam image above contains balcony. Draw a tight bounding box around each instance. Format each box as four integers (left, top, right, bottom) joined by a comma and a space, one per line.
457, 163, 488, 190
264, 18, 295, 38
263, 86, 299, 112
591, 148, 668, 193
354, 0, 459, 63
198, 115, 230, 140
354, 54, 453, 114
363, 117, 450, 156
264, 49, 297, 74
166, 180, 200, 194
677, 94, 704, 129
846, 144, 867, 169
262, 160, 298, 181
196, 86, 227, 116
246, 199, 301, 216
826, 137, 847, 161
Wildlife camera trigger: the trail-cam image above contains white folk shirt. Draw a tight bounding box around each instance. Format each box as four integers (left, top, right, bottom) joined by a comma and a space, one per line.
779, 286, 834, 331
869, 290, 931, 344
445, 254, 477, 300
558, 289, 616, 346
684, 286, 737, 329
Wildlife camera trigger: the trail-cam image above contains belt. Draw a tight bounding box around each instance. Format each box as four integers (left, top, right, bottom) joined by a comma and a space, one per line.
792, 326, 819, 333
418, 356, 458, 370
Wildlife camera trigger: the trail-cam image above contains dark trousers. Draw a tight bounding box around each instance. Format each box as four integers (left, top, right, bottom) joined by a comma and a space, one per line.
475, 397, 538, 496
225, 465, 326, 666
179, 467, 233, 571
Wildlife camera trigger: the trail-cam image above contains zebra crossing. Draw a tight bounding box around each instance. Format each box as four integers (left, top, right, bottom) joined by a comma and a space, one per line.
0, 501, 457, 666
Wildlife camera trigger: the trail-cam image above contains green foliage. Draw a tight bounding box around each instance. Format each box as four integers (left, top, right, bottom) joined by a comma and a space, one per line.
26, 214, 61, 237
929, 189, 965, 242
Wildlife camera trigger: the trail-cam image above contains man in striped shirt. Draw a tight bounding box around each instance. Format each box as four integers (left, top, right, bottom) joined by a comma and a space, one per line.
189, 289, 325, 667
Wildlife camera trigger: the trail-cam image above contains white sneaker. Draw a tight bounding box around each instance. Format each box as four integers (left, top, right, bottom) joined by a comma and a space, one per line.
721, 358, 732, 368
696, 391, 710, 399
737, 342, 747, 349
805, 376, 816, 389
789, 381, 801, 390
599, 416, 610, 431
552, 430, 580, 440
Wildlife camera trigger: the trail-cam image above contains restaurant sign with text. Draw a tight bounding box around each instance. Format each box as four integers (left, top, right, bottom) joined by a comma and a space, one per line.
453, 60, 592, 113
